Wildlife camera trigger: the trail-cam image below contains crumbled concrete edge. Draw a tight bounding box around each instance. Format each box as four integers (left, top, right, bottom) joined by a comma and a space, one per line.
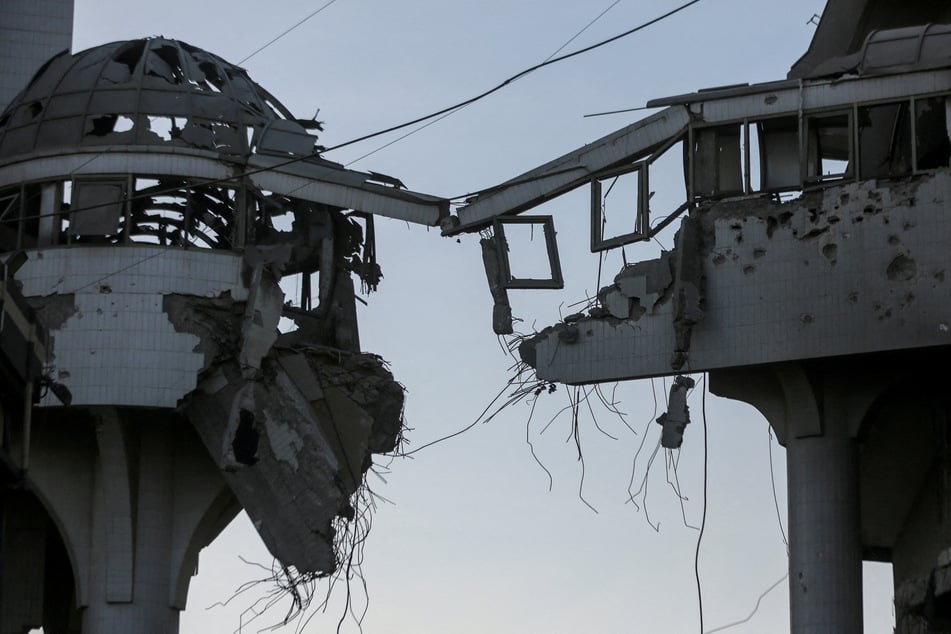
178, 347, 404, 575
481, 235, 514, 335
518, 175, 935, 376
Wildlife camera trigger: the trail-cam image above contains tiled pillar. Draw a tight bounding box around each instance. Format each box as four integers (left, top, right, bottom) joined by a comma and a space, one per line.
787, 426, 863, 634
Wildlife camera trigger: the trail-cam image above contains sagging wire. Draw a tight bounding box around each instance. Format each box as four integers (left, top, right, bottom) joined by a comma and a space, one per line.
210, 471, 378, 633
695, 373, 709, 634
239, 0, 342, 65
390, 352, 549, 459
666, 448, 700, 531
703, 573, 789, 634
768, 426, 789, 550
342, 0, 622, 169
17, 0, 703, 239
525, 376, 556, 491
625, 377, 660, 529
327, 0, 704, 156
569, 386, 599, 514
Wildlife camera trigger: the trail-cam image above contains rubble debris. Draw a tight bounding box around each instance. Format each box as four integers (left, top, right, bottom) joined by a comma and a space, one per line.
481, 235, 514, 335
656, 375, 695, 449
670, 216, 705, 370
179, 348, 404, 574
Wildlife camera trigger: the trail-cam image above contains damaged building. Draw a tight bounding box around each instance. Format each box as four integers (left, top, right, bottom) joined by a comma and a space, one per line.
0, 36, 448, 633
441, 3, 951, 633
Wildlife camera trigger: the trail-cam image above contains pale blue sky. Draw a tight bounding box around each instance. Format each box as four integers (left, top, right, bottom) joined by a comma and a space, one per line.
69, 2, 894, 632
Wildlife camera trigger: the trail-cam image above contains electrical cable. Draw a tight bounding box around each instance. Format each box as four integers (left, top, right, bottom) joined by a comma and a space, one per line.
17, 0, 704, 227
323, 0, 705, 154
768, 426, 789, 548
238, 0, 342, 65
342, 0, 622, 168
703, 573, 789, 634
12, 1, 707, 312
695, 373, 708, 634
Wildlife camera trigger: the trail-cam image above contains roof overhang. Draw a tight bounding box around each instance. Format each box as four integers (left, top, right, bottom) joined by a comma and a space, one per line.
0, 146, 449, 227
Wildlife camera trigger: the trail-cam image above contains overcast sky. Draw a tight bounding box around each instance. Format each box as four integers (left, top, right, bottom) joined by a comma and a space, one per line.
68, 1, 894, 632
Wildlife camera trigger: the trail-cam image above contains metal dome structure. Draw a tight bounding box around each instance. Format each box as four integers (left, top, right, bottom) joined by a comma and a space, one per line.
0, 37, 445, 253
0, 37, 308, 158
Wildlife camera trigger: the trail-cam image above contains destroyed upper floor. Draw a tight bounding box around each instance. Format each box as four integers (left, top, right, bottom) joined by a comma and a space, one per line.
444, 24, 951, 298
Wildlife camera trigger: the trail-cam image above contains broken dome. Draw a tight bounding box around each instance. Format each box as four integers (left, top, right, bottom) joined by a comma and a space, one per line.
0, 36, 447, 597
0, 36, 322, 160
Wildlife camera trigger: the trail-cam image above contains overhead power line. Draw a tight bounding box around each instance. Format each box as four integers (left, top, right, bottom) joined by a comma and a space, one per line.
344, 0, 623, 168
323, 0, 705, 154
29, 0, 705, 223
238, 0, 342, 65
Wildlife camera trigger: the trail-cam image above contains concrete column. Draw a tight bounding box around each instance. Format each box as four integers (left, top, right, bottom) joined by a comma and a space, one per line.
22, 409, 239, 634
710, 362, 877, 634
787, 427, 863, 634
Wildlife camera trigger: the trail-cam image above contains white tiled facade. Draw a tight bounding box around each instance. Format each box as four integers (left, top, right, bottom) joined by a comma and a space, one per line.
18, 246, 248, 407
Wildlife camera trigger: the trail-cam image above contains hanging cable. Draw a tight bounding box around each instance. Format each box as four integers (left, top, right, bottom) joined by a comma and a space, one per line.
768, 426, 789, 549
695, 373, 709, 634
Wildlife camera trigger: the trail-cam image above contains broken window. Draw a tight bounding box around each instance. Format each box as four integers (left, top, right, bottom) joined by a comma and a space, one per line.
590, 164, 647, 252
128, 178, 188, 246
757, 117, 800, 191
84, 114, 136, 141
0, 189, 21, 252
69, 180, 126, 240
858, 102, 912, 179
186, 185, 237, 249
493, 216, 563, 289
915, 96, 951, 170
806, 112, 852, 182
692, 124, 743, 198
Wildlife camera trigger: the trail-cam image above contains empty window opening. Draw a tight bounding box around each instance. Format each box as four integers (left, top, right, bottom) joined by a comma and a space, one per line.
147, 116, 184, 141
915, 96, 951, 170
187, 186, 236, 249
494, 217, 563, 289
591, 166, 646, 252
114, 115, 134, 133
129, 178, 187, 246
858, 102, 912, 179
807, 112, 851, 182
0, 190, 21, 251
745, 123, 762, 192
692, 124, 743, 198
758, 116, 801, 191
85, 114, 135, 137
